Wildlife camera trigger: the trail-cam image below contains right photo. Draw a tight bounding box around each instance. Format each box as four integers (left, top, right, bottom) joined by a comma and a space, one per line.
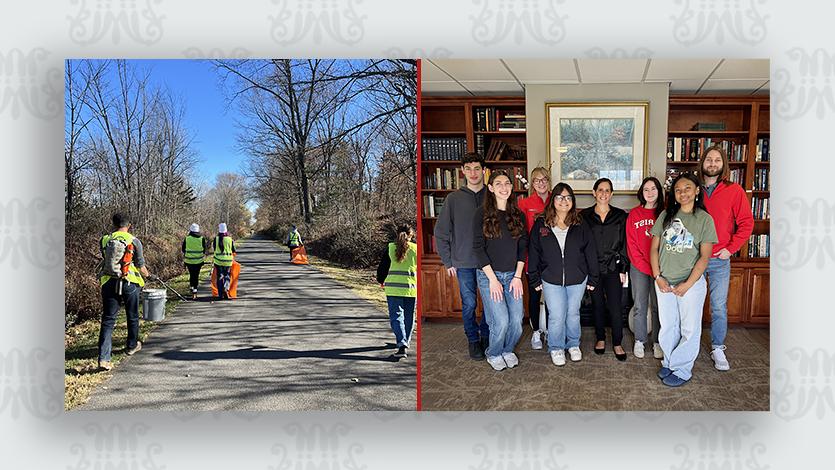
419, 59, 770, 411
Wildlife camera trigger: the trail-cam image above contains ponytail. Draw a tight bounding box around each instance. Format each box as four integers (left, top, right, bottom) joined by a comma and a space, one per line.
394, 225, 414, 262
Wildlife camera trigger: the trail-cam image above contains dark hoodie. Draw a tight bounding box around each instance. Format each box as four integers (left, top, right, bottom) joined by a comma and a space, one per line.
433, 186, 486, 269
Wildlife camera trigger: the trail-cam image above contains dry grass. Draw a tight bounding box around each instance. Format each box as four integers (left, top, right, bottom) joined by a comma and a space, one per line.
64, 264, 212, 410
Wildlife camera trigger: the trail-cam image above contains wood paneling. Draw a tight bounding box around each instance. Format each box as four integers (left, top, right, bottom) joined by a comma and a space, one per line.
748, 268, 770, 325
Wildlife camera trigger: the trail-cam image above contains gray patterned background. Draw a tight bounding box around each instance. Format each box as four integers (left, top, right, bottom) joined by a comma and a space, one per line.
0, 0, 830, 467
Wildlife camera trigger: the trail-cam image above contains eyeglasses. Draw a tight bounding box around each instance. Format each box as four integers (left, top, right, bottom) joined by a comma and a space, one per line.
553, 195, 571, 202
532, 177, 549, 184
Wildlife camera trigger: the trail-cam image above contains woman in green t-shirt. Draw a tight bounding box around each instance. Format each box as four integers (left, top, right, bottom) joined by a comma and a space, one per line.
650, 173, 718, 387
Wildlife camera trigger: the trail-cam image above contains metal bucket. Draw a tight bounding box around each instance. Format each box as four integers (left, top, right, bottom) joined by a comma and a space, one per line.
142, 288, 167, 321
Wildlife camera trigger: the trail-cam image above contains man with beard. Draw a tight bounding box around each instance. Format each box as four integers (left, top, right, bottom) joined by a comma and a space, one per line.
697, 146, 754, 371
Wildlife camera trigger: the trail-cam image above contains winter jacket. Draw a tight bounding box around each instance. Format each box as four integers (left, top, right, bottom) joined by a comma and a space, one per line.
702, 181, 754, 256
528, 217, 599, 289
581, 206, 629, 274
433, 186, 486, 269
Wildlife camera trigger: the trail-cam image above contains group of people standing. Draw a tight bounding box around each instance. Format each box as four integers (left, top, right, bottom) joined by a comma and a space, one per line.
434, 146, 752, 387
182, 222, 237, 300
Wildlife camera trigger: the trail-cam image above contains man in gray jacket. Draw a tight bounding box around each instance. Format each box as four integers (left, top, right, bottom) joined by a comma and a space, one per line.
433, 152, 489, 360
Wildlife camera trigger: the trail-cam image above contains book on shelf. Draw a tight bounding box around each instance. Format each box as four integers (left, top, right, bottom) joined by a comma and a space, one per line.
421, 194, 447, 218
483, 166, 527, 191
751, 196, 770, 220
666, 137, 747, 162
475, 134, 486, 158
753, 167, 770, 191
424, 168, 462, 190
729, 168, 744, 186
755, 138, 770, 162
748, 234, 770, 258
421, 137, 467, 161
485, 139, 507, 161
474, 107, 525, 132
690, 121, 726, 131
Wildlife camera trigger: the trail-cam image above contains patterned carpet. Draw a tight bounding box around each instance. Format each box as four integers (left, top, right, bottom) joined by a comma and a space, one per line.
420, 322, 769, 411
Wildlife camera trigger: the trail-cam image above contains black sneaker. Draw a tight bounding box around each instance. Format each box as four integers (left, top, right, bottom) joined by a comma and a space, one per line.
468, 341, 485, 360
394, 346, 407, 358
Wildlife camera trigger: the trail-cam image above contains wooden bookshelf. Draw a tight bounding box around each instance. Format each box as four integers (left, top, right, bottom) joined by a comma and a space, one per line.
667, 95, 770, 326
420, 96, 528, 319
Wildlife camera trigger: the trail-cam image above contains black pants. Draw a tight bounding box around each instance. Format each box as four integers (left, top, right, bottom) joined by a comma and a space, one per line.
215, 265, 231, 299
527, 275, 550, 331
186, 263, 202, 290
592, 271, 624, 346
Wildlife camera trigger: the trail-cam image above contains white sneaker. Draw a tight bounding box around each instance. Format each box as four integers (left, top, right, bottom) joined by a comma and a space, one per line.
633, 340, 645, 359
568, 347, 582, 362
486, 355, 507, 371
530, 331, 543, 350
653, 343, 664, 359
502, 352, 519, 368
711, 345, 730, 371
550, 349, 566, 366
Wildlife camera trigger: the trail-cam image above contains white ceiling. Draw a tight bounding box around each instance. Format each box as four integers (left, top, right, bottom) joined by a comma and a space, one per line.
423, 59, 770, 96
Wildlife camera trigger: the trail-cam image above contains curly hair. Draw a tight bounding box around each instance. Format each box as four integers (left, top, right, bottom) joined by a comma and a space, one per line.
663, 173, 709, 229
483, 169, 526, 239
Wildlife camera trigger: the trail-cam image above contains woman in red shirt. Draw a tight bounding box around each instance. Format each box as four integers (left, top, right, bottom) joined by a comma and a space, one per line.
517, 166, 551, 350
625, 177, 665, 360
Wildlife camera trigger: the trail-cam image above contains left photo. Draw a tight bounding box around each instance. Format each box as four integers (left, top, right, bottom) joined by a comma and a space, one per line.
64, 59, 417, 411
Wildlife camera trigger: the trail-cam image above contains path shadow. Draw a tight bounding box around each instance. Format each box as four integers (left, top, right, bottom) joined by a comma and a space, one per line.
155, 344, 402, 363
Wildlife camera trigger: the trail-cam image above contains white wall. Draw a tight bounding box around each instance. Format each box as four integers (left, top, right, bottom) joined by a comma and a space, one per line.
525, 83, 670, 210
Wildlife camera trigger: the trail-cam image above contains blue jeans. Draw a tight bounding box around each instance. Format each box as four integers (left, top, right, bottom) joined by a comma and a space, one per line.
541, 278, 587, 351
457, 268, 489, 343
476, 270, 524, 358
98, 278, 141, 362
656, 276, 707, 381
705, 258, 730, 347
386, 296, 416, 348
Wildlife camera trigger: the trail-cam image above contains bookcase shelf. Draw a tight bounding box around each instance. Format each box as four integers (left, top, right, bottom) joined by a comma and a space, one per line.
667, 95, 770, 326
420, 96, 528, 319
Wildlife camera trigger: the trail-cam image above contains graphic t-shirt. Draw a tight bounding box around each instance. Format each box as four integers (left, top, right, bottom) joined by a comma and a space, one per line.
650, 209, 718, 285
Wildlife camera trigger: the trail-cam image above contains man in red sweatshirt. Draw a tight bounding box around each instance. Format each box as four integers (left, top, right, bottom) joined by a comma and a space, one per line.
698, 146, 754, 371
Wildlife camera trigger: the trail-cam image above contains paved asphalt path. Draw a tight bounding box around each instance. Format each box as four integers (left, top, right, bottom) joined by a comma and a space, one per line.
81, 237, 416, 411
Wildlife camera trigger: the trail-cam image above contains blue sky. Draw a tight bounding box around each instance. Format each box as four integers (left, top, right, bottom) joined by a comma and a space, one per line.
133, 59, 246, 185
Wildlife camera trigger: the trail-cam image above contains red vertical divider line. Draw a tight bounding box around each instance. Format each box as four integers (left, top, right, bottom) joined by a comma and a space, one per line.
415, 58, 423, 412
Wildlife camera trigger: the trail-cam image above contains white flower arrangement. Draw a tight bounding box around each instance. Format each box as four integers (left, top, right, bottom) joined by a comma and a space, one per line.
515, 173, 529, 190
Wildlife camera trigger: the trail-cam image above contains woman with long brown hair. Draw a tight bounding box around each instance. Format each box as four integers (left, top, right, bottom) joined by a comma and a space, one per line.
377, 224, 418, 359
472, 169, 528, 371
528, 183, 599, 366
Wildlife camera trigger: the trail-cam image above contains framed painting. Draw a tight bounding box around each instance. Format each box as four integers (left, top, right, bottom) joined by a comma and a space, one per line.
546, 102, 649, 194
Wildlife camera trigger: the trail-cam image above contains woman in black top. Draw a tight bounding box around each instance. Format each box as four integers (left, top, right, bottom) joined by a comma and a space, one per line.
581, 178, 629, 361
528, 182, 599, 367
472, 169, 528, 372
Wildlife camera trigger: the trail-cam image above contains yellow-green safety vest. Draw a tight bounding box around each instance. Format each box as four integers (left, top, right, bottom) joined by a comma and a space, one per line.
99, 231, 145, 287
384, 242, 417, 298
184, 235, 205, 264
213, 236, 234, 267
289, 230, 301, 246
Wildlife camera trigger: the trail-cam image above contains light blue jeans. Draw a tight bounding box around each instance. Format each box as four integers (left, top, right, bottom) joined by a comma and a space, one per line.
476, 269, 524, 358
705, 257, 731, 347
386, 296, 416, 348
541, 278, 587, 351
656, 276, 707, 381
